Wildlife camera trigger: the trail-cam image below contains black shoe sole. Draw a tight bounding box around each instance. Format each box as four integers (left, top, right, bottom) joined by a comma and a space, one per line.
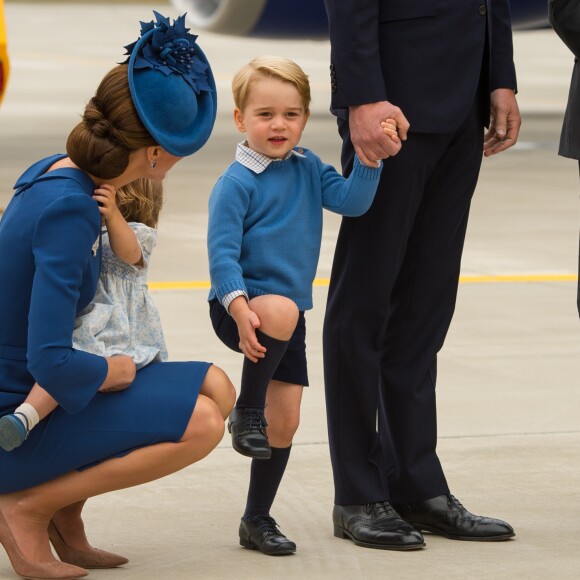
228, 422, 272, 460
412, 525, 515, 541
333, 525, 425, 551
239, 538, 296, 556
231, 438, 272, 460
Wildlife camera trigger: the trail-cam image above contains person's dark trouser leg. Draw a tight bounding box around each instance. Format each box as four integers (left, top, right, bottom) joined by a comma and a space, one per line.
324, 103, 483, 506
381, 105, 484, 504
324, 122, 437, 505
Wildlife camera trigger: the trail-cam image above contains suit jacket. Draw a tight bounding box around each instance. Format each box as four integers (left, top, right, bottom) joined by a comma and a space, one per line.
549, 0, 580, 160
325, 0, 517, 133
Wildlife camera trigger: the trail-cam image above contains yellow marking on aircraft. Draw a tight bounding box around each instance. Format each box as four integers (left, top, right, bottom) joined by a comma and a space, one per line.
148, 274, 578, 291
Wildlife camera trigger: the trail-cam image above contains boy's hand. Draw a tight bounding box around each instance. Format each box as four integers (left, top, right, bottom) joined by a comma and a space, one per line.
380, 118, 400, 145
229, 296, 266, 363
93, 184, 121, 222
349, 101, 409, 167
237, 311, 266, 363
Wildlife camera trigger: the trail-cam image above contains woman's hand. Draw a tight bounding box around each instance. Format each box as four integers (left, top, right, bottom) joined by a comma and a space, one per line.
98, 355, 136, 393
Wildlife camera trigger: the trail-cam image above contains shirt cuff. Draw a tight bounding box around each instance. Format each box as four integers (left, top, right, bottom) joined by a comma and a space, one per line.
222, 290, 249, 314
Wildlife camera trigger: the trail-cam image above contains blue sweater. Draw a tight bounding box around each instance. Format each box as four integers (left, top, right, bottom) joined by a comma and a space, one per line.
207, 147, 382, 310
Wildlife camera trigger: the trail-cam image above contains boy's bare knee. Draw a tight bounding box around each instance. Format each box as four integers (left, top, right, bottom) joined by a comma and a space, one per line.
251, 295, 299, 338
268, 415, 300, 445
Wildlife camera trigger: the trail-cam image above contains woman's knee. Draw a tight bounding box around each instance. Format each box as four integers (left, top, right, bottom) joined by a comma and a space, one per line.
182, 395, 225, 446
200, 365, 236, 419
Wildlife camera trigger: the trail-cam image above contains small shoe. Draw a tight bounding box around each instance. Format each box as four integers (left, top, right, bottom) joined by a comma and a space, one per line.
393, 494, 515, 541
0, 414, 28, 452
228, 407, 271, 459
333, 502, 425, 550
239, 515, 296, 556
48, 521, 129, 569
0, 510, 87, 579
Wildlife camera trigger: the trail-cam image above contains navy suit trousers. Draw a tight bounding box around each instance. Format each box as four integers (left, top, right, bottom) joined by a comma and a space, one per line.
324, 100, 484, 505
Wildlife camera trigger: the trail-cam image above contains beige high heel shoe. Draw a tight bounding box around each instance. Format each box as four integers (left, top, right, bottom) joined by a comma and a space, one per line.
0, 511, 87, 580
48, 521, 128, 569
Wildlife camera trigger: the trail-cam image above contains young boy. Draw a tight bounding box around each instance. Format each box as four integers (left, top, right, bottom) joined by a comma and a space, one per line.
207, 56, 398, 555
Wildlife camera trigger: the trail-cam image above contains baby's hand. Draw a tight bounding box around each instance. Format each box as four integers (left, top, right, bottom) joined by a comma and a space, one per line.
93, 184, 120, 221
380, 118, 400, 144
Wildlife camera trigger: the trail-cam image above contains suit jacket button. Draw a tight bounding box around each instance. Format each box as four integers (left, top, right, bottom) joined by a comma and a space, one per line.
478, 4, 487, 15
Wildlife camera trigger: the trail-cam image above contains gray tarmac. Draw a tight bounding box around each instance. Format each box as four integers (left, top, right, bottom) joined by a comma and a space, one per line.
1, 2, 580, 579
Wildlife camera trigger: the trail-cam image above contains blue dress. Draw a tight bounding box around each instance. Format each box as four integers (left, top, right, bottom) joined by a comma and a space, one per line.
73, 223, 168, 370
0, 155, 210, 493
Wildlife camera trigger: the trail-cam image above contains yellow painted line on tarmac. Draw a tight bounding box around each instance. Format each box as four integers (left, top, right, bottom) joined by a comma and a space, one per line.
148, 281, 211, 291
148, 274, 578, 292
459, 274, 578, 283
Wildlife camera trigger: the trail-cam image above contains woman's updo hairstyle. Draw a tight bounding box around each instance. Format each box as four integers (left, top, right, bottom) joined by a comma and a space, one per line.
66, 65, 157, 179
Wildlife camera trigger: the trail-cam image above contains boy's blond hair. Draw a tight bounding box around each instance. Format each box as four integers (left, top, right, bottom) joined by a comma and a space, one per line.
116, 178, 164, 229
232, 56, 311, 113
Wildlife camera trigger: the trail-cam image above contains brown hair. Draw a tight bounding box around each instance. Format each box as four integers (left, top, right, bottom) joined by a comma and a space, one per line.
66, 65, 157, 180
115, 178, 164, 229
232, 56, 311, 113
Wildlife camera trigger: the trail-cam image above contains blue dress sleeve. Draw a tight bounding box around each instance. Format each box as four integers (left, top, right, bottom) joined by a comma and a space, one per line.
28, 193, 108, 414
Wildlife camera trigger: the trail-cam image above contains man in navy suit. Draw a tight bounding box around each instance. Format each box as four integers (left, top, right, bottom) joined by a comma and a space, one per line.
549, 0, 580, 315
323, 0, 521, 550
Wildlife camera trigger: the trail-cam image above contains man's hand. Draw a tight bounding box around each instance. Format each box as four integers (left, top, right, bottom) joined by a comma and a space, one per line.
349, 101, 410, 167
483, 88, 521, 157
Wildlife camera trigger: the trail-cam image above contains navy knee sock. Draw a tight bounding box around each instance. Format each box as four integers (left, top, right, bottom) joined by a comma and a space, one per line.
243, 446, 292, 519
236, 329, 289, 410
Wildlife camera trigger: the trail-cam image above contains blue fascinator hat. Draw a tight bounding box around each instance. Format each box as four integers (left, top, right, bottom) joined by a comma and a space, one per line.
124, 11, 217, 157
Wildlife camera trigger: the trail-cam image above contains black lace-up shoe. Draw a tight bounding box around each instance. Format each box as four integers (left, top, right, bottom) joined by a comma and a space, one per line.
393, 494, 515, 541
228, 407, 271, 459
333, 501, 425, 550
239, 516, 296, 556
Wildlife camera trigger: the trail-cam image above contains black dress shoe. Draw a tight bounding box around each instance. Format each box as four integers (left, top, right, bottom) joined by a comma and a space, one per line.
333, 502, 425, 551
393, 494, 515, 541
239, 515, 296, 556
228, 407, 271, 459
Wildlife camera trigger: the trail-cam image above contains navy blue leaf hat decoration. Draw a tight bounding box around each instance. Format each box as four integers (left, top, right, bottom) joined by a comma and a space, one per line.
124, 11, 217, 157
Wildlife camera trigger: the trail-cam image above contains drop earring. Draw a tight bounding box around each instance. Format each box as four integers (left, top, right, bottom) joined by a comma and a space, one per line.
150, 160, 157, 169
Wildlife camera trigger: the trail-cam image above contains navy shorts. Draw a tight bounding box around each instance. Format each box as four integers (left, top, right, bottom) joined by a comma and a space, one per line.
209, 299, 309, 387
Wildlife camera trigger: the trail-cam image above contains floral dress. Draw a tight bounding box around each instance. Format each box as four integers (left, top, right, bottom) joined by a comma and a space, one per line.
72, 222, 168, 369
